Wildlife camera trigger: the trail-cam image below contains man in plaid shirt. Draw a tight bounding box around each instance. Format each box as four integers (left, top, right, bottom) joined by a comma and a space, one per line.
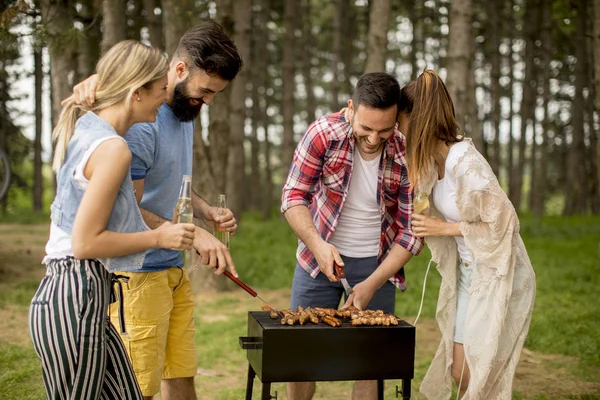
281, 73, 423, 400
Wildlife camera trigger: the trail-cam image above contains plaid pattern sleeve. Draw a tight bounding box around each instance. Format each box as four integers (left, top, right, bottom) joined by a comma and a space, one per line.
281, 119, 329, 213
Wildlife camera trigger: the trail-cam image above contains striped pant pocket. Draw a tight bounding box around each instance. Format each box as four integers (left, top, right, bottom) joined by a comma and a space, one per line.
29, 257, 143, 400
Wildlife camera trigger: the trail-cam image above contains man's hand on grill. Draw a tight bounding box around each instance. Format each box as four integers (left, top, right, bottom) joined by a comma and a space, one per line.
313, 240, 344, 282
341, 280, 376, 310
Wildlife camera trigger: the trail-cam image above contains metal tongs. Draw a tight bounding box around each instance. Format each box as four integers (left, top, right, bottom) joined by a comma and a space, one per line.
333, 263, 354, 297
223, 270, 283, 317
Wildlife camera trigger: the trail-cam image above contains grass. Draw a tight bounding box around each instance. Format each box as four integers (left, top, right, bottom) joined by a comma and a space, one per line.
519, 216, 600, 379
0, 342, 45, 400
229, 212, 299, 289
0, 214, 599, 399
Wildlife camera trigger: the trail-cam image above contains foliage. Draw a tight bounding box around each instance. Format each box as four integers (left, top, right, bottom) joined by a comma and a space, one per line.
230, 211, 298, 289
0, 163, 53, 221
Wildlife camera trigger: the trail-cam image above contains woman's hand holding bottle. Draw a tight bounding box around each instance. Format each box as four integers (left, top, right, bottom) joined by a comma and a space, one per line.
156, 221, 196, 250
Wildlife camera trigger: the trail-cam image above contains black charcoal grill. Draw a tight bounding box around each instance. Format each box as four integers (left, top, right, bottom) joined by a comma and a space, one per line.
239, 311, 415, 400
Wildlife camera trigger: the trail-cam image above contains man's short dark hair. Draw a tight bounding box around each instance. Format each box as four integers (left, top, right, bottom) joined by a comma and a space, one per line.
174, 21, 243, 81
353, 72, 400, 110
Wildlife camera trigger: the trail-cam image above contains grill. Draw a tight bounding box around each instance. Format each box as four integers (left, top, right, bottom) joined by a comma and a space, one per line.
239, 311, 416, 400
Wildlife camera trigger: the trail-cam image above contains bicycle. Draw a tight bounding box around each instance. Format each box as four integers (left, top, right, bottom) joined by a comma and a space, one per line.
0, 147, 10, 200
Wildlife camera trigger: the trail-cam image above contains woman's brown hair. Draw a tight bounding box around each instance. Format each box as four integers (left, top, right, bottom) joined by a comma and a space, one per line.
398, 70, 462, 189
52, 40, 168, 172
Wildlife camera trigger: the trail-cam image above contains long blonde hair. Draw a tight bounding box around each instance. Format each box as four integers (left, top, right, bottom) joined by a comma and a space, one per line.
398, 70, 462, 189
52, 40, 169, 172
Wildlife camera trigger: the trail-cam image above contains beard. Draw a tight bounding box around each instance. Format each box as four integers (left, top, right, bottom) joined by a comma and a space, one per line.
171, 79, 204, 122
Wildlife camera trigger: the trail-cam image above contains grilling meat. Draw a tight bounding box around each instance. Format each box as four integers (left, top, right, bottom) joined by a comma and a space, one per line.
321, 315, 342, 327
269, 305, 400, 327
262, 303, 279, 319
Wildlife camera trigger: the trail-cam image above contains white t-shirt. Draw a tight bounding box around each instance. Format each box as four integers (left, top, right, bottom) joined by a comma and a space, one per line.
329, 150, 382, 258
432, 141, 474, 263
44, 137, 123, 262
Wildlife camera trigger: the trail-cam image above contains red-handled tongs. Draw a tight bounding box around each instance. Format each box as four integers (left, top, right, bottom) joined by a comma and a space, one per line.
223, 270, 282, 317
333, 263, 354, 297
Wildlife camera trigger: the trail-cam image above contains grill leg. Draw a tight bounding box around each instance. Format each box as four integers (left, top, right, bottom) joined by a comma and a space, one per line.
377, 379, 384, 400
245, 364, 256, 400
402, 379, 411, 400
261, 382, 275, 400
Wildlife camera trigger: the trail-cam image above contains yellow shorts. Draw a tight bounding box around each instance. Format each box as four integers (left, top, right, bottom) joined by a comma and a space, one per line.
109, 267, 197, 396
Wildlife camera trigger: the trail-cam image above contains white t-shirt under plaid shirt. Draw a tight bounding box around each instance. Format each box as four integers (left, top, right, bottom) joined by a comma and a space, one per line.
281, 111, 424, 291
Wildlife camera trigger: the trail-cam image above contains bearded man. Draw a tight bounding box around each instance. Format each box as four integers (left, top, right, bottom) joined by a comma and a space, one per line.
67, 22, 242, 400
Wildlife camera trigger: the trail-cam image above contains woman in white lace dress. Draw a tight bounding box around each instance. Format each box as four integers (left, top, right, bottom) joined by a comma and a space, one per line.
397, 70, 536, 399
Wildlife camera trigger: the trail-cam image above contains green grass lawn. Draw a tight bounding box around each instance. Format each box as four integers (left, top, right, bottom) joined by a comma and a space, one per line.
0, 214, 599, 399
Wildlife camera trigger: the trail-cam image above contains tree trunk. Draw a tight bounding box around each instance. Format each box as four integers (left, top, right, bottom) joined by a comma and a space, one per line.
507, 0, 516, 201
249, 0, 269, 212
40, 0, 76, 127
488, 0, 501, 177
446, 0, 472, 131
466, 34, 483, 152
192, 121, 218, 205
262, 107, 274, 219
331, 0, 342, 110
189, 0, 233, 292
226, 0, 251, 219
584, 0, 597, 214
564, 0, 588, 215
532, 0, 552, 218
300, 0, 316, 123
209, 0, 233, 196
143, 0, 164, 50
191, 119, 227, 293
364, 0, 390, 73
33, 42, 43, 211
409, 0, 422, 80
528, 120, 538, 212
511, 0, 539, 211
249, 89, 262, 212
128, 0, 144, 41
161, 0, 195, 56
340, 0, 355, 98
592, 0, 600, 213
76, 0, 101, 80
100, 0, 127, 55
281, 0, 296, 182
587, 73, 598, 214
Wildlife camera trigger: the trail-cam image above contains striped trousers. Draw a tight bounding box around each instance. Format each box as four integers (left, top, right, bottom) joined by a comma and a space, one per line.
29, 257, 143, 400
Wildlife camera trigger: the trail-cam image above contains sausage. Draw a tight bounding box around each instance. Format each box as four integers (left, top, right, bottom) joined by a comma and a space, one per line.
321, 315, 341, 327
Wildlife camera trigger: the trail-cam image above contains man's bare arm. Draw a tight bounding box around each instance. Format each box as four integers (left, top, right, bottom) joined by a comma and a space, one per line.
133, 179, 171, 228
283, 205, 323, 251
191, 190, 211, 221
366, 244, 413, 289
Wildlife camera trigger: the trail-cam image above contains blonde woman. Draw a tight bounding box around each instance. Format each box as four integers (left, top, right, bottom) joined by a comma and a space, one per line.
397, 70, 535, 399
28, 41, 196, 400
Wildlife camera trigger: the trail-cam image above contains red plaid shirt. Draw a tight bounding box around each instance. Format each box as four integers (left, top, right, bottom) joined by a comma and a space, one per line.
281, 112, 423, 291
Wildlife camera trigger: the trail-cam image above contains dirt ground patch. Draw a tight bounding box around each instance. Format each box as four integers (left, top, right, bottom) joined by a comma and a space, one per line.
0, 305, 32, 347
0, 223, 47, 284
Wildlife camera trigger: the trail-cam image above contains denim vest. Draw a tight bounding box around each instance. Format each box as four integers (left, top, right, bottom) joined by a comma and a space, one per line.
50, 112, 148, 272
